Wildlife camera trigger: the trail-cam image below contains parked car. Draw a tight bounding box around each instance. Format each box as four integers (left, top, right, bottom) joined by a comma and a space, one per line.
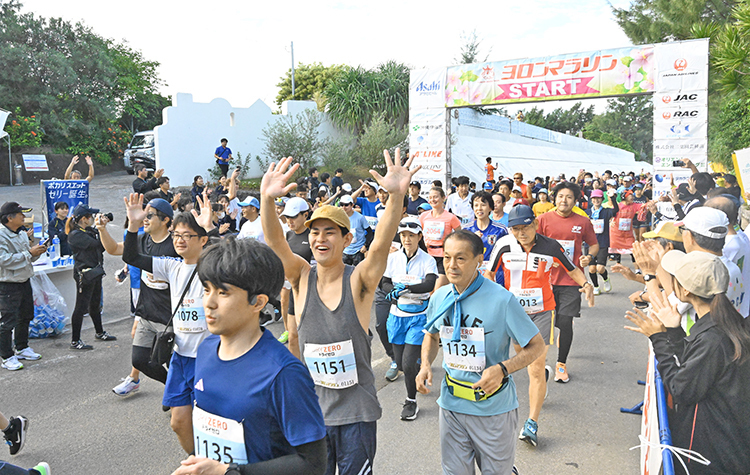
123, 130, 155, 174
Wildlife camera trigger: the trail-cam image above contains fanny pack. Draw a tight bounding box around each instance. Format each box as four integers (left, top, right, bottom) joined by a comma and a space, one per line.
445, 373, 507, 402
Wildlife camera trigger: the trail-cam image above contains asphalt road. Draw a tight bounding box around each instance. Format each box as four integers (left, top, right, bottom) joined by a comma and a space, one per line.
1, 173, 648, 474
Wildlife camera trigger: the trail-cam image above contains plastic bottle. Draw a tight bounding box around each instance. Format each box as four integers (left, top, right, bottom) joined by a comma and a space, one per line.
51, 235, 60, 260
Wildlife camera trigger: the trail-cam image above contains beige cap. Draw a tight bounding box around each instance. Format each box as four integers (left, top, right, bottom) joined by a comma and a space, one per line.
643, 221, 683, 242
304, 205, 351, 232
661, 250, 728, 298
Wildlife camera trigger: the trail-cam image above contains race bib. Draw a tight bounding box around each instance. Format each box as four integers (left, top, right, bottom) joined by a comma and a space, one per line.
303, 340, 358, 389
459, 215, 473, 227
365, 216, 379, 229
479, 260, 491, 273
440, 326, 486, 373
193, 405, 248, 465
557, 239, 576, 263
142, 271, 168, 290
423, 222, 445, 241
511, 287, 544, 314
619, 218, 632, 231
175, 304, 207, 334
592, 219, 605, 234
393, 273, 422, 286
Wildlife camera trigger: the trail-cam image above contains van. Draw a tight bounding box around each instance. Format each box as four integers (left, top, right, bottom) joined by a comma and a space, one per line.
123, 130, 155, 174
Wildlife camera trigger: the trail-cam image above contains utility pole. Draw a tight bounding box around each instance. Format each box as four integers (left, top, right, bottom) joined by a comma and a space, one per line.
291, 41, 295, 100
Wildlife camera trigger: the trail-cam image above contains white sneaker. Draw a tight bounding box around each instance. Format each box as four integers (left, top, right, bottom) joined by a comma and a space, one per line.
602, 277, 612, 293
15, 347, 41, 360
1, 355, 24, 371
112, 376, 140, 397
593, 286, 601, 296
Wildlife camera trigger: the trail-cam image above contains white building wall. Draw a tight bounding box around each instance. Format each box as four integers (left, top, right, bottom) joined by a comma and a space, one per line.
154, 94, 345, 186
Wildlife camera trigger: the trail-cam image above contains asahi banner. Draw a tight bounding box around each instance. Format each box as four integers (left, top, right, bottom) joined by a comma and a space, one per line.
409, 68, 448, 190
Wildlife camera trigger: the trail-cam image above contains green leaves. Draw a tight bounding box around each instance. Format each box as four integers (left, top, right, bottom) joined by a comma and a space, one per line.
260, 108, 327, 178
275, 62, 348, 108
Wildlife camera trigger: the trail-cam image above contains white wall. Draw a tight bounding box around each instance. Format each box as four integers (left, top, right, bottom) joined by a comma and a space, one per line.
154, 94, 345, 186
450, 108, 648, 184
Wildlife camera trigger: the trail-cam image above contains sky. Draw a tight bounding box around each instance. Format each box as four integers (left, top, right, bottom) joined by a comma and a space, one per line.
22, 0, 635, 113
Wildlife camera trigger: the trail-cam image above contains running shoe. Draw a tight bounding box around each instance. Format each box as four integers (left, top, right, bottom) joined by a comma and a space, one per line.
15, 347, 41, 361
95, 331, 117, 341
3, 415, 28, 455
70, 340, 93, 350
277, 331, 289, 344
1, 355, 23, 371
545, 365, 551, 399
400, 399, 419, 421
519, 418, 538, 447
592, 286, 601, 296
512, 465, 519, 474
385, 361, 400, 382
602, 277, 612, 293
554, 362, 569, 383
259, 311, 273, 327
113, 376, 140, 397
32, 462, 50, 475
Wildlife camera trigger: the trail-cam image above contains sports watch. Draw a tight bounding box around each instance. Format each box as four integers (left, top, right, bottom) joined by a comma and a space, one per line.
643, 274, 657, 282
225, 463, 241, 475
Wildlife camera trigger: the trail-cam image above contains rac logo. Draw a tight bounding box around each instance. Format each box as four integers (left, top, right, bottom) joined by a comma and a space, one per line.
674, 58, 688, 71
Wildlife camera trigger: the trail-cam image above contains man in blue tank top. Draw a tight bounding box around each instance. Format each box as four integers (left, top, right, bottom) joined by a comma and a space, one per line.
261, 150, 420, 475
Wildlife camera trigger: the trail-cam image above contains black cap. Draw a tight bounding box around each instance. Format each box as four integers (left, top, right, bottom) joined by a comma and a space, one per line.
0, 202, 32, 217
410, 181, 421, 189
72, 203, 100, 219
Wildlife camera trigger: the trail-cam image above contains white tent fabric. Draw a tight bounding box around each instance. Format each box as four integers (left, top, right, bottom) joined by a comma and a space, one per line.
450, 109, 650, 184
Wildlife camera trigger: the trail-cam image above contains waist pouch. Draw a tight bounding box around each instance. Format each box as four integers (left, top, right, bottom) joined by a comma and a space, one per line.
445, 373, 507, 402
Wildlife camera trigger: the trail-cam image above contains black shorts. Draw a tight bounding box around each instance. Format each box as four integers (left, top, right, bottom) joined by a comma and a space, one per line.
433, 256, 445, 274
552, 285, 581, 318
590, 247, 609, 266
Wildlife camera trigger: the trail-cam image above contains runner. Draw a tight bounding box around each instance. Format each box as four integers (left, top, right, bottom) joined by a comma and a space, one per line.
419, 187, 461, 289
416, 230, 545, 474
485, 157, 496, 183
338, 195, 369, 266
609, 190, 638, 264
280, 197, 312, 349
406, 181, 427, 216
586, 189, 618, 295
488, 205, 594, 447
236, 197, 264, 242
382, 217, 437, 420
445, 176, 474, 228
537, 181, 598, 383
170, 238, 327, 475
351, 178, 380, 229
122, 191, 216, 454
491, 193, 510, 228
260, 150, 417, 475
532, 189, 553, 217
465, 191, 507, 279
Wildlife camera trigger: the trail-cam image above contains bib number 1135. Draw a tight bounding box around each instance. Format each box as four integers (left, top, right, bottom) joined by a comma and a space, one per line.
193, 405, 248, 465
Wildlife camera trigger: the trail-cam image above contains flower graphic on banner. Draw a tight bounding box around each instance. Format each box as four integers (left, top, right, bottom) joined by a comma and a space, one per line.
599, 48, 654, 95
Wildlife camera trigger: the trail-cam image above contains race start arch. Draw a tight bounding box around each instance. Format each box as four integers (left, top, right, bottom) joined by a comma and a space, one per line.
408, 38, 709, 197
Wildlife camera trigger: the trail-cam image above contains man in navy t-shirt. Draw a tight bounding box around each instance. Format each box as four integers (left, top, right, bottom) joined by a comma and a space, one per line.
214, 138, 233, 178
171, 238, 327, 475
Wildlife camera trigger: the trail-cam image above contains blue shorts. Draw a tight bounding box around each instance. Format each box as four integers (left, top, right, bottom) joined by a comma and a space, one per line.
163, 352, 196, 408
387, 313, 427, 346
326, 421, 376, 475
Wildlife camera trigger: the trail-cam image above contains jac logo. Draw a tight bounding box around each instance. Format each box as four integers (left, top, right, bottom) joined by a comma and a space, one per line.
663, 93, 698, 103
662, 112, 672, 120
571, 226, 582, 234
674, 59, 688, 71
661, 95, 672, 104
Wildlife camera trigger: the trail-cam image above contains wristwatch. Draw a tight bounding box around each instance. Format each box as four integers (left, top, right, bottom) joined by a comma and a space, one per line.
225, 463, 241, 475
643, 274, 657, 282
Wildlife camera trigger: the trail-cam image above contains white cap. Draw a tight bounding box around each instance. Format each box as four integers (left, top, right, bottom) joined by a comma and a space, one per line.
281, 197, 310, 217
677, 207, 729, 239
363, 179, 380, 192
397, 217, 422, 234
512, 185, 522, 192
339, 194, 354, 204
606, 179, 617, 186
342, 183, 352, 192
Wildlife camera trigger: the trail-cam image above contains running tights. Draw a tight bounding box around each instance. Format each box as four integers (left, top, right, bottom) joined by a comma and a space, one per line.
392, 344, 421, 399
132, 345, 168, 384
556, 314, 574, 364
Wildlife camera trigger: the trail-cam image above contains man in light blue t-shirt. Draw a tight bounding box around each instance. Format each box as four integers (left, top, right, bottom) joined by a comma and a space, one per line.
339, 194, 369, 266
417, 230, 544, 475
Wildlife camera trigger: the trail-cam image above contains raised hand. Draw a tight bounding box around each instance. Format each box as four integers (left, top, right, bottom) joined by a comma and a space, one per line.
71, 155, 79, 165
260, 156, 299, 198
191, 189, 215, 231
649, 289, 681, 328
154, 168, 165, 179
231, 167, 241, 182
85, 155, 93, 166
369, 148, 420, 196
124, 193, 147, 225
624, 307, 666, 337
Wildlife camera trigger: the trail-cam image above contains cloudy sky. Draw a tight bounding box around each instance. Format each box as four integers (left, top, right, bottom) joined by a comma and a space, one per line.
22, 0, 634, 112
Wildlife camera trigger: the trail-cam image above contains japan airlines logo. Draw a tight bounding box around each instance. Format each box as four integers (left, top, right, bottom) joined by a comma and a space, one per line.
662, 112, 672, 120
661, 95, 672, 104
674, 59, 688, 71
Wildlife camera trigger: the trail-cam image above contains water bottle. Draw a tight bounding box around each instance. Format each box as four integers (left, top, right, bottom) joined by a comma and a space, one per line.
51, 235, 60, 260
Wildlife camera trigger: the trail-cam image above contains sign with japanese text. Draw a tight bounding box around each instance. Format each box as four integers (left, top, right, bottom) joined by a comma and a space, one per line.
41, 180, 89, 222
410, 68, 449, 192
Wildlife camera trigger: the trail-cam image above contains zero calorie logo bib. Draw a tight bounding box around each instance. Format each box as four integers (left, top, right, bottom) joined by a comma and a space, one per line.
175, 298, 207, 334
440, 326, 486, 373
619, 218, 632, 231
592, 219, 605, 234
193, 405, 248, 465
557, 239, 576, 263
303, 340, 358, 389
511, 287, 544, 314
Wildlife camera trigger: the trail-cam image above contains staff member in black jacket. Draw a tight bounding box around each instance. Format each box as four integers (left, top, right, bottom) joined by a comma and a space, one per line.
67, 204, 117, 350
626, 250, 750, 475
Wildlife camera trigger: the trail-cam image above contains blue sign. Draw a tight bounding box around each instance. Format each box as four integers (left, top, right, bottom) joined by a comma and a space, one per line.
42, 180, 89, 222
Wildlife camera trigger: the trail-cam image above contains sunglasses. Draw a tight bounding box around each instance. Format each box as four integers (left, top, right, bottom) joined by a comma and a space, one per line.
399, 222, 421, 230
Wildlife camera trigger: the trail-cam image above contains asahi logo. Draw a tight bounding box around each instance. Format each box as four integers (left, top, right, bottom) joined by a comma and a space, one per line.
674, 58, 688, 71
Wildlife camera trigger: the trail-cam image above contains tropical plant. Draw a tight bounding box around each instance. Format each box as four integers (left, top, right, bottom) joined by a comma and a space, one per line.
5, 108, 42, 150
275, 62, 348, 108
259, 108, 327, 178
352, 112, 408, 170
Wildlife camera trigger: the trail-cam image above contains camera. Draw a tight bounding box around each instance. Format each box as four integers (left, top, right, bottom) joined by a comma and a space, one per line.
672, 160, 685, 167
102, 212, 114, 222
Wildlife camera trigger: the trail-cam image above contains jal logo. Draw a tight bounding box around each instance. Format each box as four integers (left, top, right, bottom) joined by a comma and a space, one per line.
661, 95, 672, 104
415, 81, 441, 94
662, 112, 672, 120
674, 58, 688, 71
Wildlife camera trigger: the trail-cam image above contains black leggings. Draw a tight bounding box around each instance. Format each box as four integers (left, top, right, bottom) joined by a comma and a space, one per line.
392, 344, 421, 399
556, 314, 574, 364
71, 275, 104, 341
132, 345, 168, 384
374, 290, 394, 361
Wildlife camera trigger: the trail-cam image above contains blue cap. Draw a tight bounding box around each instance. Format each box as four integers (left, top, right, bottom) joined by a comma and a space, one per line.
507, 205, 535, 227
146, 198, 174, 219
238, 196, 260, 209
537, 188, 548, 195
72, 203, 100, 219
483, 182, 493, 191
417, 203, 432, 211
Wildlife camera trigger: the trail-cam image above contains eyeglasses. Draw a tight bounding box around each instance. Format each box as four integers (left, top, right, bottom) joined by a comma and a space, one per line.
173, 232, 199, 242
514, 176, 523, 181
341, 203, 353, 207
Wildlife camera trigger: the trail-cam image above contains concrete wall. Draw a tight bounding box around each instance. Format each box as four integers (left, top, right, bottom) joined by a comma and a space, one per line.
154, 94, 347, 186
450, 108, 647, 184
